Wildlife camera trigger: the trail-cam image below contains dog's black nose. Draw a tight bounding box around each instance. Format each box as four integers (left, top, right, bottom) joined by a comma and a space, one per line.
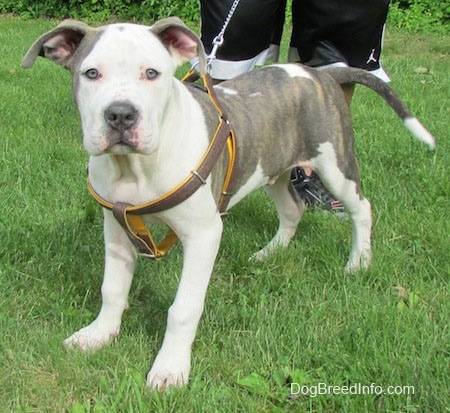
104, 102, 138, 130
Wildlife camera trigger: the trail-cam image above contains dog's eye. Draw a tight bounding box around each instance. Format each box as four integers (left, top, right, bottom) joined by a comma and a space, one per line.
84, 68, 99, 80
145, 68, 159, 80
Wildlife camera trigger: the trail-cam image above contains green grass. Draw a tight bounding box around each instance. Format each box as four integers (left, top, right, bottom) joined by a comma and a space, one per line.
1, 15, 449, 412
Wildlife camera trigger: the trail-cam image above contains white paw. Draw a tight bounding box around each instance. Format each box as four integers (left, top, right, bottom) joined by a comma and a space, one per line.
250, 229, 294, 262
250, 247, 271, 262
344, 250, 371, 273
64, 322, 119, 351
146, 351, 191, 391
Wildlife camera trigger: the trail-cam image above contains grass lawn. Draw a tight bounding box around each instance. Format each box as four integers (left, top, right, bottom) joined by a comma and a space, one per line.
1, 15, 449, 412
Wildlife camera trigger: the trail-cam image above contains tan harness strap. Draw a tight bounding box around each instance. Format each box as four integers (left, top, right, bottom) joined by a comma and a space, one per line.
218, 128, 236, 213
87, 73, 236, 259
112, 202, 179, 258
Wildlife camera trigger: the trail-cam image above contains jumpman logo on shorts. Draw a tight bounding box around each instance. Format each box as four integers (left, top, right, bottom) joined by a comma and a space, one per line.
366, 49, 377, 64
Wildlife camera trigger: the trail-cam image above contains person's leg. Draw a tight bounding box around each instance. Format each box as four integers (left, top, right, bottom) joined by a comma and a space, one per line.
291, 0, 390, 74
267, 0, 288, 62
341, 83, 356, 105
200, 0, 284, 81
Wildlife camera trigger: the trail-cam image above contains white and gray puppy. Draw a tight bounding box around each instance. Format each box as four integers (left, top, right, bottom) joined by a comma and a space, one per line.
23, 17, 435, 390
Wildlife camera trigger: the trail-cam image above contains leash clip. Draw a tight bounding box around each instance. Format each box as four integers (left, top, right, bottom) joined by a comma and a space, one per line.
212, 34, 224, 47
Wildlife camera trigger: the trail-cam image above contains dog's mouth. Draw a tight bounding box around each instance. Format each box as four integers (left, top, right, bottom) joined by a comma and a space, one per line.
108, 141, 135, 154
105, 130, 141, 154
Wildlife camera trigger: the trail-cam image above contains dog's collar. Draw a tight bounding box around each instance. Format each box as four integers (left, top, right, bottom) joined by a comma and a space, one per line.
87, 73, 236, 259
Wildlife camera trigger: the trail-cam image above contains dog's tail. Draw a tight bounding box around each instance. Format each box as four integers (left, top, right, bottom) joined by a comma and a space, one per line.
325, 67, 436, 150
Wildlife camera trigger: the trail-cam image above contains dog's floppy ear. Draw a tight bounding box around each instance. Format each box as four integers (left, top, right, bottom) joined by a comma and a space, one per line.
150, 17, 207, 74
22, 20, 92, 70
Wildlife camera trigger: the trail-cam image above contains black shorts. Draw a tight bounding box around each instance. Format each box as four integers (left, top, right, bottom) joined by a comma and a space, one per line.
200, 0, 390, 80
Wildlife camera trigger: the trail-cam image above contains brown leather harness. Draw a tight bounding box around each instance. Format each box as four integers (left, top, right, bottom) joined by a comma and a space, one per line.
87, 72, 236, 259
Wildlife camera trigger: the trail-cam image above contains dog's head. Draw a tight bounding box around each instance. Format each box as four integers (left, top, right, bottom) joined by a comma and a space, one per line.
23, 17, 204, 156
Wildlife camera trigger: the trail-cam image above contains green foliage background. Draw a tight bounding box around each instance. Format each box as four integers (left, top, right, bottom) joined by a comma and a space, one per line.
0, 0, 449, 32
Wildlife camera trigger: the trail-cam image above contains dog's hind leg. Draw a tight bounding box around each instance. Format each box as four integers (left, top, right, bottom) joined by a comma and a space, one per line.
313, 145, 372, 272
251, 171, 305, 261
341, 191, 372, 272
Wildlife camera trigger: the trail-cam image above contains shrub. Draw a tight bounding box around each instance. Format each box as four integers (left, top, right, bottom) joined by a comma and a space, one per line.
0, 0, 200, 23
0, 0, 448, 30
390, 0, 450, 32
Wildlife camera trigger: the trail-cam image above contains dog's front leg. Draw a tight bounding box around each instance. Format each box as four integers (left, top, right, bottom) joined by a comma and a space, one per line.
147, 214, 223, 390
65, 209, 138, 350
